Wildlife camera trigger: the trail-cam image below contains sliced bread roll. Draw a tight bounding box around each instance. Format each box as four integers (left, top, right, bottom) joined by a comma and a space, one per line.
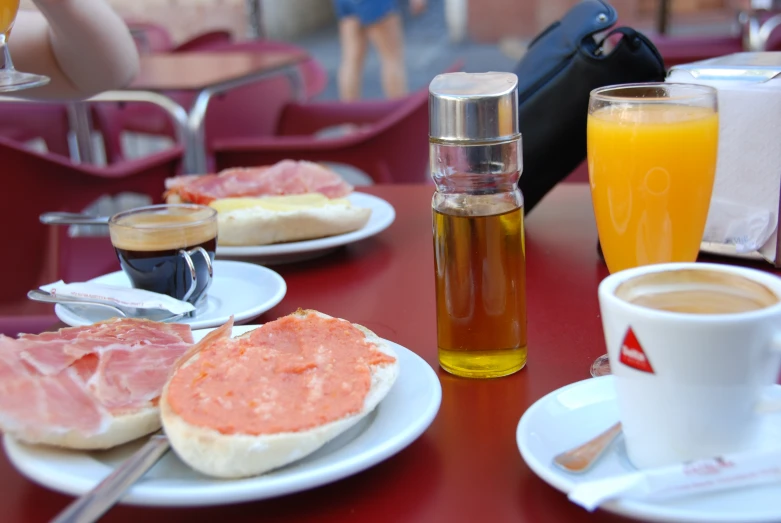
27, 408, 162, 450
210, 195, 372, 246
160, 310, 399, 478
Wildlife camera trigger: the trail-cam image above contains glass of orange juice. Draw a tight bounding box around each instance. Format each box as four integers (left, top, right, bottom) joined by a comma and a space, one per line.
0, 0, 49, 91
587, 83, 719, 376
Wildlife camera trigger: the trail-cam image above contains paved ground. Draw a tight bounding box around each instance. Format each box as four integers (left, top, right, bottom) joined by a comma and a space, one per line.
295, 0, 518, 100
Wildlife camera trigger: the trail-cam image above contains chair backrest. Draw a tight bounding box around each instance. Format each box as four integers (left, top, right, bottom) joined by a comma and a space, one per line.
173, 30, 233, 52
213, 89, 431, 184
0, 102, 71, 157
0, 137, 183, 335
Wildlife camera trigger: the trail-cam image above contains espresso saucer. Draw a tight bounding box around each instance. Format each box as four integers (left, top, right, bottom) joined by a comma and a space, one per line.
517, 376, 781, 523
54, 260, 286, 330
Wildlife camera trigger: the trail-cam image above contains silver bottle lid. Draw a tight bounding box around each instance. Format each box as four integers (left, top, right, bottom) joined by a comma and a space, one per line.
429, 71, 519, 143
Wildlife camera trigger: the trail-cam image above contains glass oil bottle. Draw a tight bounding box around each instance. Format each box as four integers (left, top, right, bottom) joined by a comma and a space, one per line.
429, 72, 527, 378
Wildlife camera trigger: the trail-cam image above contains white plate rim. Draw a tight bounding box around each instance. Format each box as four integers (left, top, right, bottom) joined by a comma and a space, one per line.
53, 260, 286, 330
215, 192, 396, 257
4, 325, 442, 507
516, 376, 781, 523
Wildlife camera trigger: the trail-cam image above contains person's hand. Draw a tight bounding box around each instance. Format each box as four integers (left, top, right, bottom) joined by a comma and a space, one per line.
410, 0, 426, 16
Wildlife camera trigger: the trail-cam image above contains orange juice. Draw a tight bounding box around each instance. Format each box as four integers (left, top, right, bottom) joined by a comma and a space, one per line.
0, 0, 19, 36
588, 104, 718, 273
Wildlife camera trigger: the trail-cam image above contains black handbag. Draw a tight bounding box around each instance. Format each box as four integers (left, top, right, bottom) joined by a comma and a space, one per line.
514, 0, 666, 212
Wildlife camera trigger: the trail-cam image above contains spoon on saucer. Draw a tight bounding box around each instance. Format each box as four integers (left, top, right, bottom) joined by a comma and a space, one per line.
27, 289, 190, 323
552, 422, 623, 474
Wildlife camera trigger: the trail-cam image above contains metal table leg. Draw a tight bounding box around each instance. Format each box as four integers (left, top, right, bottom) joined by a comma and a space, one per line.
66, 102, 96, 164
185, 63, 306, 174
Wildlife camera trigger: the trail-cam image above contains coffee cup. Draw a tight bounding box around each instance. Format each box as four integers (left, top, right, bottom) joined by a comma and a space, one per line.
108, 204, 218, 307
598, 262, 781, 469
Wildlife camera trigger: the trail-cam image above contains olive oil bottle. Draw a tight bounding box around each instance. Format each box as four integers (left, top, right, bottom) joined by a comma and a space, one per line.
429, 72, 527, 378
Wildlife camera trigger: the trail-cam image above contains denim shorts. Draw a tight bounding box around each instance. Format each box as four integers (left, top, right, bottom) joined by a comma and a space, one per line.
333, 0, 398, 26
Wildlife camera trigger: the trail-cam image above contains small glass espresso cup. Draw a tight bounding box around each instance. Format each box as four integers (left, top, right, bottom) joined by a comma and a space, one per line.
108, 204, 218, 306
598, 262, 781, 469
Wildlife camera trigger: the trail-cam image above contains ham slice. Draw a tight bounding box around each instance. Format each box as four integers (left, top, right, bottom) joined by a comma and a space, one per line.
0, 319, 193, 443
164, 160, 353, 205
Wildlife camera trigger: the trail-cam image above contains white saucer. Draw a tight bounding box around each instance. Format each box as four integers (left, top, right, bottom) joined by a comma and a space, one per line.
54, 260, 286, 330
215, 192, 395, 265
517, 376, 781, 523
4, 325, 442, 507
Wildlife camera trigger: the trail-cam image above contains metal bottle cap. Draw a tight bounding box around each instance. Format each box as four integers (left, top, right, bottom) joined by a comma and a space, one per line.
429, 71, 519, 143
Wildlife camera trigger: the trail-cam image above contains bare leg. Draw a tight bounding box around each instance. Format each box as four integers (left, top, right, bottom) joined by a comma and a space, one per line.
366, 12, 408, 99
337, 16, 367, 101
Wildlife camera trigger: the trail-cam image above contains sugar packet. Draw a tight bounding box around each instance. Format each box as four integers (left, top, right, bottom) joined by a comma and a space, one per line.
40, 281, 195, 315
569, 447, 781, 511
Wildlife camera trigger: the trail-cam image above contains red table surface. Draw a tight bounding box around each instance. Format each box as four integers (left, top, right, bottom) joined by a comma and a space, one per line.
4, 184, 779, 523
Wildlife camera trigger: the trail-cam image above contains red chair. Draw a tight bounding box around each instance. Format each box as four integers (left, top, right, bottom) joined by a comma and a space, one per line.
173, 30, 233, 52
0, 102, 71, 157
94, 40, 327, 166
213, 90, 430, 184
0, 137, 183, 336
649, 34, 744, 68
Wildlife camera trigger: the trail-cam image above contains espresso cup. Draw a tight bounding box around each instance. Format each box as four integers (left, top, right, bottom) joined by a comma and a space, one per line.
598, 262, 781, 469
108, 204, 218, 306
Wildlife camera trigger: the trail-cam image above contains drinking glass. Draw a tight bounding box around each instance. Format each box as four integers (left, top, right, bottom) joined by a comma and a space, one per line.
587, 82, 719, 377
0, 0, 49, 92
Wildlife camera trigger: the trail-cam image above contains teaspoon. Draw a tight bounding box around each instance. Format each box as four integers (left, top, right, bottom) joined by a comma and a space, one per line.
27, 289, 190, 323
552, 422, 623, 474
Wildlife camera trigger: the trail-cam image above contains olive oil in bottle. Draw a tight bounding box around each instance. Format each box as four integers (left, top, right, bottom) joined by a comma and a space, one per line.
434, 205, 527, 377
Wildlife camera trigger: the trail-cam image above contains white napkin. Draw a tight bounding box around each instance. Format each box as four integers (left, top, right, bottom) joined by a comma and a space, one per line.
665, 71, 781, 261
40, 281, 195, 315
569, 447, 781, 511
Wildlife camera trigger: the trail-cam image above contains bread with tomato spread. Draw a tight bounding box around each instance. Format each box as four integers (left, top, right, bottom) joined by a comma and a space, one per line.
159, 310, 399, 478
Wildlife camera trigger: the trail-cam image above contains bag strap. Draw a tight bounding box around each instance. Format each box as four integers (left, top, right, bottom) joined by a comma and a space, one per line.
528, 0, 617, 50
595, 27, 665, 67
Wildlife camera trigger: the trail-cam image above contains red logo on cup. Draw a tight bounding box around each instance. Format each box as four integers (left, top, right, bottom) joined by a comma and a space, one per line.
619, 328, 654, 373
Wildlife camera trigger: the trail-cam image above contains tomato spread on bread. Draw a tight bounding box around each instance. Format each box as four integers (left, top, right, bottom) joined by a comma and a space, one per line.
166, 312, 396, 435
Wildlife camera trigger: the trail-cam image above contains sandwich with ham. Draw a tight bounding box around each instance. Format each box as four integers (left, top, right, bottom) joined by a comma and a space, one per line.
164, 160, 372, 246
160, 310, 399, 478
0, 318, 193, 449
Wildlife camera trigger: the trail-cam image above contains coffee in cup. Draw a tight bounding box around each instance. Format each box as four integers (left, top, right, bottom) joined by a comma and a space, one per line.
598, 263, 781, 469
615, 268, 779, 315
108, 204, 218, 306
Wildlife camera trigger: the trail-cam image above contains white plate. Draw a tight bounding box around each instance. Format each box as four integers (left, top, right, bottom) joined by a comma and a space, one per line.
517, 376, 781, 523
4, 325, 441, 507
215, 192, 396, 264
54, 261, 286, 330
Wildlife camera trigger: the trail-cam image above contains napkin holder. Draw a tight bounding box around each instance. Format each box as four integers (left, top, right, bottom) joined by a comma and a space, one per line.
666, 52, 781, 266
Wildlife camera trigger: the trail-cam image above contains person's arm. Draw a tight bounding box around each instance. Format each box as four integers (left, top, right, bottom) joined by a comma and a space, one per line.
8, 0, 140, 99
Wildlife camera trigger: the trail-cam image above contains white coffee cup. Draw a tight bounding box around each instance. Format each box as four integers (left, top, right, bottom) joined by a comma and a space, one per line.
598, 262, 781, 470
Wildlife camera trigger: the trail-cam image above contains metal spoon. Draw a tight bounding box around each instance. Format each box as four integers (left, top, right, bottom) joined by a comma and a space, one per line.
27, 289, 190, 323
50, 432, 170, 523
552, 422, 623, 474
39, 212, 110, 226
